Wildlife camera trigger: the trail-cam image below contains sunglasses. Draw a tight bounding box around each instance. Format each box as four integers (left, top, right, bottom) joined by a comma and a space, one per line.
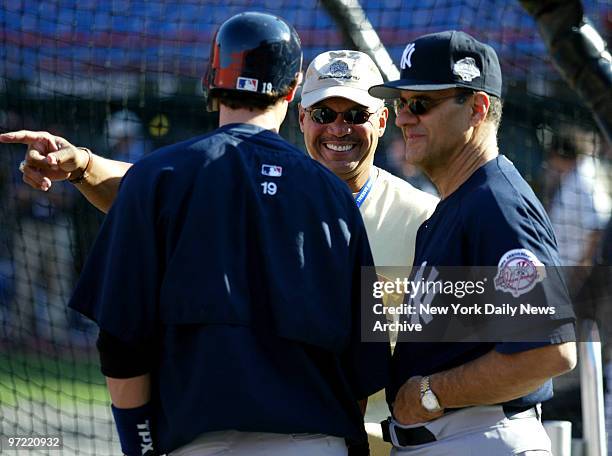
305, 107, 375, 125
394, 91, 473, 116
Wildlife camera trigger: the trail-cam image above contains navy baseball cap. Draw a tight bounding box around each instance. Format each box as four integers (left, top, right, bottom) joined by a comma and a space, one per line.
369, 30, 502, 99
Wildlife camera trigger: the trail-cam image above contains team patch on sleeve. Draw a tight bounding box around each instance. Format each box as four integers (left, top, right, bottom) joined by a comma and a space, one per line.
494, 249, 546, 297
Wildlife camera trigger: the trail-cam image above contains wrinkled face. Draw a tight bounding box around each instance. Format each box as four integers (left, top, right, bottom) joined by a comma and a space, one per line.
394, 88, 474, 172
299, 97, 388, 183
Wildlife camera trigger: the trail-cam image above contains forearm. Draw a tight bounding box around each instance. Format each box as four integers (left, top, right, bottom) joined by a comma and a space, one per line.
106, 374, 151, 408
107, 374, 156, 456
0, 130, 132, 212
97, 330, 156, 455
72, 154, 133, 213
431, 342, 576, 408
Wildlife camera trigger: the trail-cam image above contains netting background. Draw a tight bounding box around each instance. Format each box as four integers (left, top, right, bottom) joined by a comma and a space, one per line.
0, 0, 611, 454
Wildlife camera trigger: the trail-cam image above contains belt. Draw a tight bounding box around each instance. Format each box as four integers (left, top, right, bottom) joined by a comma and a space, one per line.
380, 405, 538, 447
380, 419, 436, 447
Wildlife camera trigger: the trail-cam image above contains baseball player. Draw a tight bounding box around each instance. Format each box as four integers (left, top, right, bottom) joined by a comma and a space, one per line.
5, 12, 390, 455
367, 31, 577, 455
298, 50, 438, 283
297, 51, 438, 454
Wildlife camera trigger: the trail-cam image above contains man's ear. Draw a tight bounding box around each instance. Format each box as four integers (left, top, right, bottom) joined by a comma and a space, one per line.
286, 72, 303, 102
298, 104, 305, 133
377, 106, 389, 137
286, 85, 299, 102
471, 92, 490, 127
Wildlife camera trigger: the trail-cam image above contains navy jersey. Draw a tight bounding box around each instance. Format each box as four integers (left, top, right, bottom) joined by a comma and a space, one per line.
70, 124, 390, 453
390, 155, 575, 408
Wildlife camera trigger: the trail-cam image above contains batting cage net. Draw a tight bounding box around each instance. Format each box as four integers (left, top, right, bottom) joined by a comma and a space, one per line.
0, 0, 611, 454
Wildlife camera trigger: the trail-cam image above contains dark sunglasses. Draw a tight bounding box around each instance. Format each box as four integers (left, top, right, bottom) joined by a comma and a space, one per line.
394, 91, 473, 116
306, 106, 375, 125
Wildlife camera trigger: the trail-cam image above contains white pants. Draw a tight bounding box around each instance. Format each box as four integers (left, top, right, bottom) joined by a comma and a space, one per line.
390, 406, 551, 456
169, 430, 347, 456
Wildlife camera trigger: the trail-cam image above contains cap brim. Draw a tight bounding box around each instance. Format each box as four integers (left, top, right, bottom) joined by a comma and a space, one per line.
301, 86, 384, 110
369, 80, 464, 99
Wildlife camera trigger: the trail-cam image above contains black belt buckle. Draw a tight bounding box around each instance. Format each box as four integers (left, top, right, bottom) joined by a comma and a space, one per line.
380, 417, 436, 447
380, 418, 393, 443
502, 404, 539, 420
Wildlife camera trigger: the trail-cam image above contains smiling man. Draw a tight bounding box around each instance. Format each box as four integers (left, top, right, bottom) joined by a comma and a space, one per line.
368, 30, 577, 455
298, 53, 438, 455
299, 51, 438, 276
299, 52, 385, 192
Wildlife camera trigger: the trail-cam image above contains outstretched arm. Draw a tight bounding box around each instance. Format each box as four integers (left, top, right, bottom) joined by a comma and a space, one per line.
0, 130, 133, 213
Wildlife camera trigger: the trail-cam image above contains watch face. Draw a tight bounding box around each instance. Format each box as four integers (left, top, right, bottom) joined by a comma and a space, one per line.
422, 391, 440, 411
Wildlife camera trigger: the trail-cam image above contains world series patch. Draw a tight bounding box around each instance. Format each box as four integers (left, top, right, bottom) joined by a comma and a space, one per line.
452, 57, 481, 82
494, 248, 546, 297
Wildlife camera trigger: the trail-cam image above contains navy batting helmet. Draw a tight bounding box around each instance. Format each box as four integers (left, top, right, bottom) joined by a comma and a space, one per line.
203, 12, 303, 111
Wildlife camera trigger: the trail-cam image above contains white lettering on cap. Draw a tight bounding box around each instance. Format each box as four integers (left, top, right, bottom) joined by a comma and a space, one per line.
400, 43, 416, 69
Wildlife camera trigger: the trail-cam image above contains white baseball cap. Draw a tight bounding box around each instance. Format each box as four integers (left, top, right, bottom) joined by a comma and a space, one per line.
300, 50, 385, 110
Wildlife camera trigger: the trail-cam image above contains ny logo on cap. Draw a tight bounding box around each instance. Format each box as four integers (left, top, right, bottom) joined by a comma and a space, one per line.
400, 43, 416, 69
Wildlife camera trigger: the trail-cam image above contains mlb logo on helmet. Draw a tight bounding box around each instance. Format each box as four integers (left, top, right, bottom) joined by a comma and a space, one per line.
261, 164, 283, 177
237, 77, 259, 92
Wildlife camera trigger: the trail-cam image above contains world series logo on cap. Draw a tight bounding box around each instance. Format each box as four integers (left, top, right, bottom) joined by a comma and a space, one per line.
320, 59, 357, 81
329, 60, 350, 78
452, 57, 481, 82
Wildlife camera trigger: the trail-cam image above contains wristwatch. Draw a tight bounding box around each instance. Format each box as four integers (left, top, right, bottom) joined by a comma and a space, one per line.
420, 376, 442, 412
